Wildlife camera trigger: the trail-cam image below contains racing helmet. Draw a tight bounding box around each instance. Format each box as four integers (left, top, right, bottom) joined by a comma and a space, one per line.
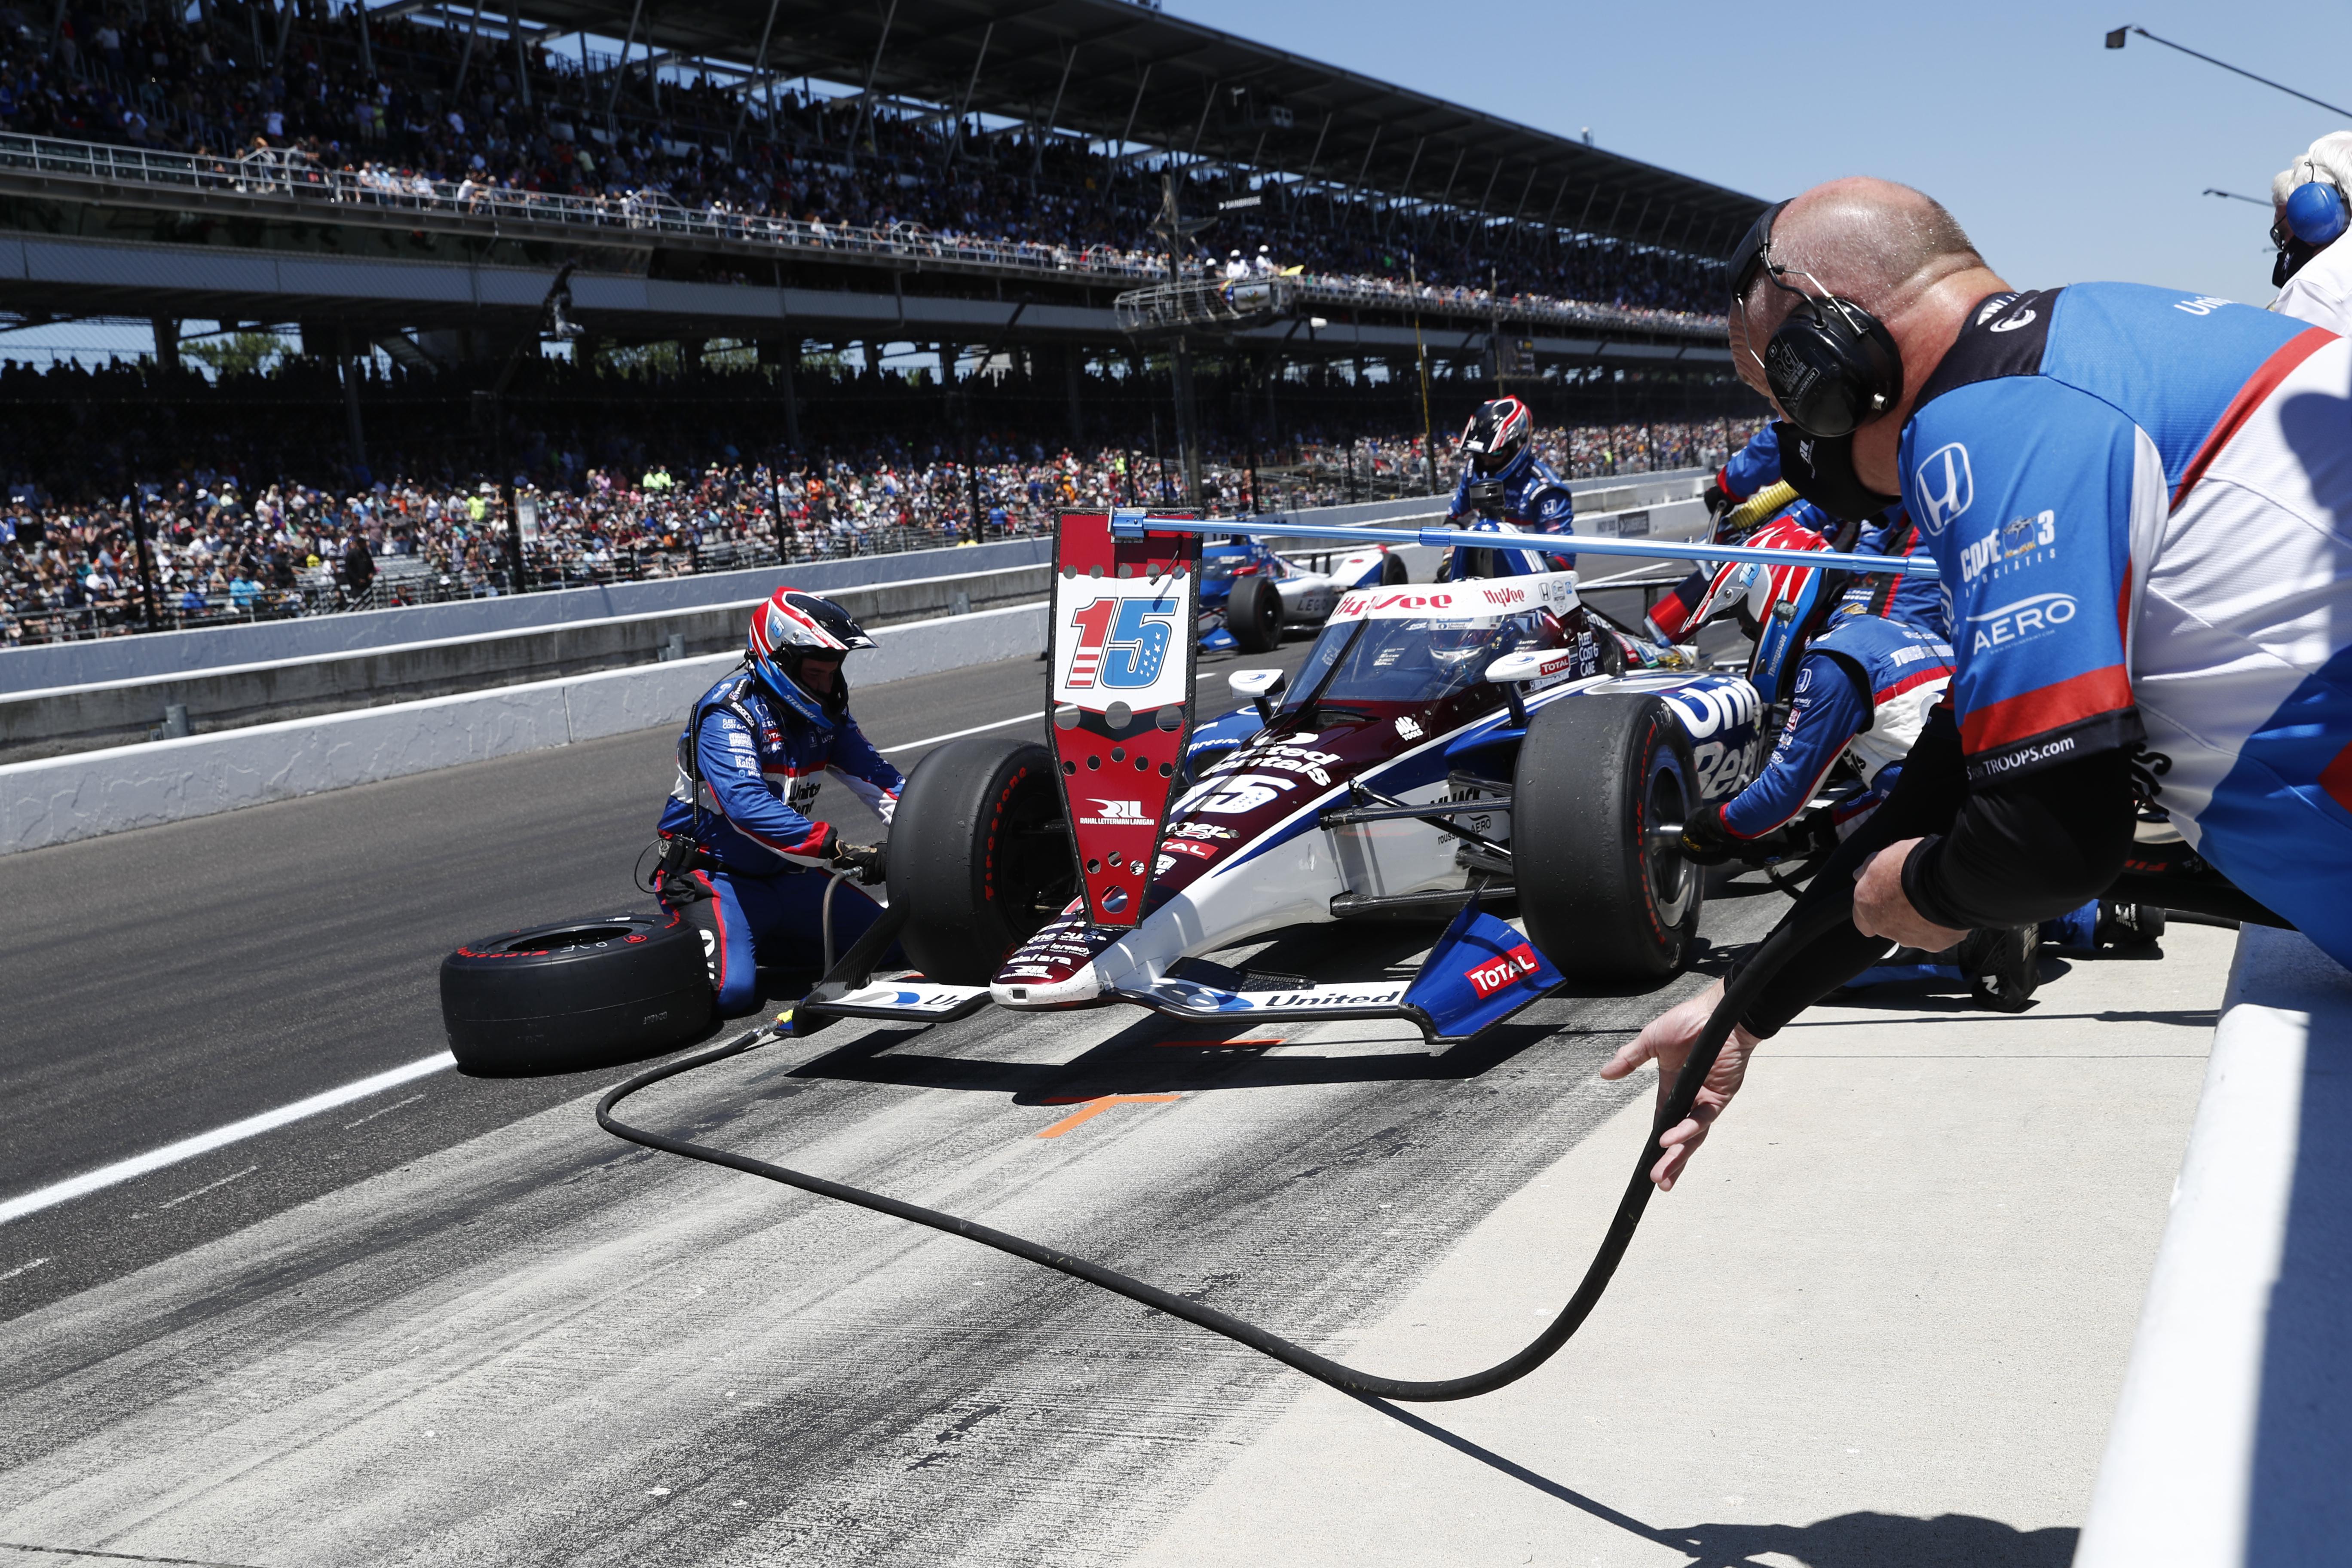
1683, 511, 1844, 701
1460, 397, 1534, 477
747, 587, 877, 726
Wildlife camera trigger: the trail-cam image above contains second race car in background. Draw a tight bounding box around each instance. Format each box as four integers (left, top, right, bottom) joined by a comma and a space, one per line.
1199, 535, 1409, 654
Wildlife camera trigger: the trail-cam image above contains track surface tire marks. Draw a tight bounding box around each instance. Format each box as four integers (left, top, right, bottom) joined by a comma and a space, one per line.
0, 629, 1777, 1565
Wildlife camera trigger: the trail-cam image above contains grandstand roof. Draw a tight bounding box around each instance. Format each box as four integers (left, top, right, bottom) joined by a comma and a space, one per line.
506, 0, 1765, 257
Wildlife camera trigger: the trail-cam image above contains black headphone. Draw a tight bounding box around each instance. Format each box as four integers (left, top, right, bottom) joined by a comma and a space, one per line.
1727, 200, 1905, 439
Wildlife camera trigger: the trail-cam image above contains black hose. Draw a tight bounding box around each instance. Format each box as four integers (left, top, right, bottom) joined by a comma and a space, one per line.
596, 897, 1851, 1403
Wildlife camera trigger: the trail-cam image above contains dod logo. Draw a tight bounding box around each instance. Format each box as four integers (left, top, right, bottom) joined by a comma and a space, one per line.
1464, 942, 1542, 1000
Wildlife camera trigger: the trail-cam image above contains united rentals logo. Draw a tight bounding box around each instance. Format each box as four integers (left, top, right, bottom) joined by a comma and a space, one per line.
1464, 942, 1542, 999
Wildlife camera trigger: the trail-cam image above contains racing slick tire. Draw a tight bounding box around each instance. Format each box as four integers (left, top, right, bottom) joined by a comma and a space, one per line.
440, 910, 712, 1075
1379, 552, 1410, 586
893, 734, 1075, 984
1511, 694, 1705, 983
1228, 573, 1283, 654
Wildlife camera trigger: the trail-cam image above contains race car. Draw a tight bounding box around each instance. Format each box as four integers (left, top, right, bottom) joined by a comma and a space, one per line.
794, 511, 1771, 1046
1199, 536, 1408, 654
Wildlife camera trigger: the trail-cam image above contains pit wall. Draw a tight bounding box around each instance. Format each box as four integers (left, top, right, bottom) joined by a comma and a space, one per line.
0, 600, 1047, 855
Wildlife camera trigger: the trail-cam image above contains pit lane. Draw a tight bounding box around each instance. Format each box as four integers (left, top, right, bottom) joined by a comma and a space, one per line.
0, 598, 1816, 1564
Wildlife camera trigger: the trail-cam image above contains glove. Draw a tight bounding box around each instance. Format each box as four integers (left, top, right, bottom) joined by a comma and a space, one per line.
1701, 475, 1736, 528
1677, 807, 1738, 867
831, 838, 889, 884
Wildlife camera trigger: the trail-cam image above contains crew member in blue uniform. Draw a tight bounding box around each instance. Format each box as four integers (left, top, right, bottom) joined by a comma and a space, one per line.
1445, 396, 1576, 576
655, 587, 903, 1014
1613, 176, 2352, 1190
1684, 545, 1953, 859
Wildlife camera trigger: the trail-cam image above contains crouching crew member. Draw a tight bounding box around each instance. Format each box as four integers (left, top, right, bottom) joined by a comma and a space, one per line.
655, 588, 902, 1014
1446, 396, 1577, 576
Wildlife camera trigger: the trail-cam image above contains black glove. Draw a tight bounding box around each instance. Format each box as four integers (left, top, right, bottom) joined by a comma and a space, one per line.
1701, 475, 1736, 529
1677, 806, 1738, 867
832, 838, 889, 883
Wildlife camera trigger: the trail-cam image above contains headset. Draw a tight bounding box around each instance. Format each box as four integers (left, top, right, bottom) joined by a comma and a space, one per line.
2272, 158, 2349, 286
1726, 199, 1905, 439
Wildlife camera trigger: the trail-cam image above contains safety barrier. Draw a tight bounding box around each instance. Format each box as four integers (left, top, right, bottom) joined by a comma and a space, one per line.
0, 563, 1050, 763
0, 474, 1703, 698
0, 534, 1054, 695
2076, 925, 2352, 1565
0, 600, 1047, 856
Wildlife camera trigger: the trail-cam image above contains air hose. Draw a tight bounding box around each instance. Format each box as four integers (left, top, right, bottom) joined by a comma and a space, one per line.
596, 897, 1848, 1403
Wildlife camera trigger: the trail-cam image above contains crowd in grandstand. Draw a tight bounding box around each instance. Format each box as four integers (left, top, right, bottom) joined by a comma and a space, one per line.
0, 418, 1746, 644
0, 1, 1721, 322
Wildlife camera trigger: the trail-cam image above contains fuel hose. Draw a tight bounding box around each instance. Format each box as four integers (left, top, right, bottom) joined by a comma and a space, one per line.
597, 898, 1849, 1403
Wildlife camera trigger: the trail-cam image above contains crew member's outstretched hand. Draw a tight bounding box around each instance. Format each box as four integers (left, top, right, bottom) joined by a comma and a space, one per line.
1599, 978, 1762, 1191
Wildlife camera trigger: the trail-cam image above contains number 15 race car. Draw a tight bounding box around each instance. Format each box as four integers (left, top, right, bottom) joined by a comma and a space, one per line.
792, 509, 1775, 1045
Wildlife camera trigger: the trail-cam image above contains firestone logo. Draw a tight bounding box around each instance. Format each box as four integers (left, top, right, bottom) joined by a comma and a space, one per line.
1464, 942, 1542, 1000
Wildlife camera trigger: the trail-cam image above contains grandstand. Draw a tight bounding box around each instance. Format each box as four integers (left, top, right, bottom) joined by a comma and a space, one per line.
0, 0, 1768, 641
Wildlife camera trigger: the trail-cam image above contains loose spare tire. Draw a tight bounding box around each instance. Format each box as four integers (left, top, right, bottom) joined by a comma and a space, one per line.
440, 909, 712, 1075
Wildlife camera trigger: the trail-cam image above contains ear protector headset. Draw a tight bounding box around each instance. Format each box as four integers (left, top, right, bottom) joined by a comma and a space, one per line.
1727, 199, 1905, 439
2280, 158, 2351, 248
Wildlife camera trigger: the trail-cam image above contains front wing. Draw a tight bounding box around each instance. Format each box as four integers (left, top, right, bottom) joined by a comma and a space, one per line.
793, 900, 1558, 1046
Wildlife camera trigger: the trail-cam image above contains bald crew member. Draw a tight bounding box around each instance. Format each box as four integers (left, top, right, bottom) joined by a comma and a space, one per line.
1605, 176, 2352, 1190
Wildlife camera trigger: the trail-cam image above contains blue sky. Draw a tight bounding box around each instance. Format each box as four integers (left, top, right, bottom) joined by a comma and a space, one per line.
1180, 0, 2352, 304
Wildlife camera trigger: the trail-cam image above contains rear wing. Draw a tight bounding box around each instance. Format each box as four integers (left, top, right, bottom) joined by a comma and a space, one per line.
1107, 508, 1940, 579
1049, 511, 1203, 930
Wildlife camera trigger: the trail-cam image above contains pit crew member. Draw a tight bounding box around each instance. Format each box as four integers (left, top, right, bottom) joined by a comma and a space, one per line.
655, 588, 902, 1014
2269, 130, 2352, 330
1682, 547, 1952, 862
1446, 396, 1575, 575
1610, 175, 2352, 1188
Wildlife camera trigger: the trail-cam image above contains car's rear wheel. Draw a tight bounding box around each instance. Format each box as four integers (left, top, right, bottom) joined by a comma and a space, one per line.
440, 910, 713, 1075
1228, 574, 1283, 653
1511, 694, 1704, 983
893, 734, 1075, 984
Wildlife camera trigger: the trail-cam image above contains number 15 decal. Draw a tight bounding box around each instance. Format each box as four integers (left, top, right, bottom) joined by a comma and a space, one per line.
1065, 597, 1178, 690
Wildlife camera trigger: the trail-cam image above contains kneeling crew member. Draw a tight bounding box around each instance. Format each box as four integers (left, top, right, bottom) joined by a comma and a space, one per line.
655, 588, 902, 1014
1686, 593, 1954, 862
1447, 395, 1576, 575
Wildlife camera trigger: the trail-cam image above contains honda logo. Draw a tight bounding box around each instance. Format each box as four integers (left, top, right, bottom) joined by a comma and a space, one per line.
1913, 443, 1974, 536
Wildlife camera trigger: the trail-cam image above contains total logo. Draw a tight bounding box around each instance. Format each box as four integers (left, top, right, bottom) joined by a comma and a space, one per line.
1464, 942, 1543, 1000
1959, 510, 2055, 584
1967, 592, 2077, 652
1913, 443, 1975, 536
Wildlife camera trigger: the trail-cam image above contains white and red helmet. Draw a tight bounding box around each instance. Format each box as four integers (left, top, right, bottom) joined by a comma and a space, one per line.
748, 587, 876, 725
1461, 397, 1535, 476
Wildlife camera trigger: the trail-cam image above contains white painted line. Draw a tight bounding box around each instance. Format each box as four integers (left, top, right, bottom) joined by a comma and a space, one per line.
879, 711, 1036, 753
0, 1256, 50, 1284
0, 1051, 456, 1227
344, 1092, 427, 1130
148, 1164, 260, 1214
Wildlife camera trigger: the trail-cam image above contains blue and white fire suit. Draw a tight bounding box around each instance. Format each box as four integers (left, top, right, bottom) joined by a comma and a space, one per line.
1896, 283, 2352, 965
1714, 423, 1782, 504
1719, 609, 1956, 842
1446, 449, 1575, 576
1707, 502, 1950, 843
655, 668, 904, 1013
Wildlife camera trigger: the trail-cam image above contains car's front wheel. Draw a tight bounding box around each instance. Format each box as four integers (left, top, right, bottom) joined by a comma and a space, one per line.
1511, 694, 1704, 983
893, 735, 1075, 984
1227, 574, 1283, 653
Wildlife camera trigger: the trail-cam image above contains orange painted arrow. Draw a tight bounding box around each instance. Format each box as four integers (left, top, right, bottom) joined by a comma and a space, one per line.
1036, 1093, 1181, 1138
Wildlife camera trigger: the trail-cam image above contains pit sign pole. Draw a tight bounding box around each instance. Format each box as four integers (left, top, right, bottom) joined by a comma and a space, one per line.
1047, 510, 1203, 929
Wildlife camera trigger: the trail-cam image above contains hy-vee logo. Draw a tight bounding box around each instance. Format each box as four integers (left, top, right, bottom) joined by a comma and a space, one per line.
1464, 942, 1543, 1000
